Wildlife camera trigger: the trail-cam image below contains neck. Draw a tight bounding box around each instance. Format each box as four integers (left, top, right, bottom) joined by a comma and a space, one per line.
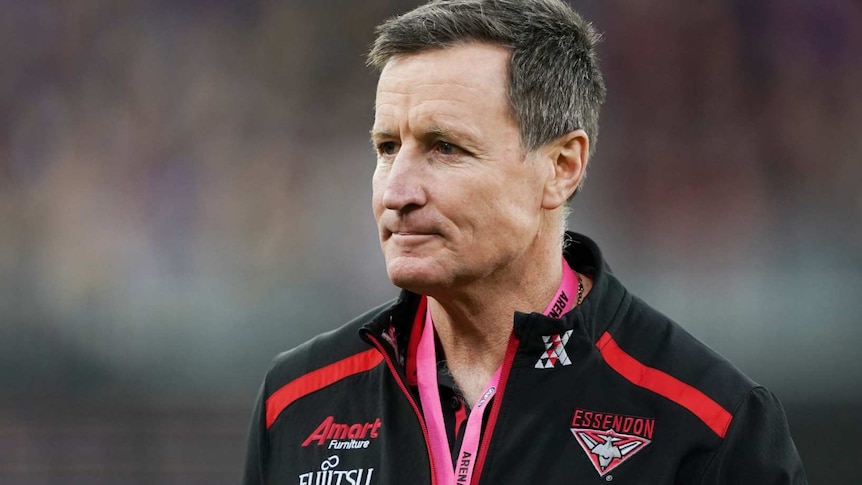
425, 231, 564, 404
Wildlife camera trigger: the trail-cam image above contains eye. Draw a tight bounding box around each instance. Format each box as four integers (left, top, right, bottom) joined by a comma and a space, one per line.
377, 141, 399, 156
437, 141, 461, 155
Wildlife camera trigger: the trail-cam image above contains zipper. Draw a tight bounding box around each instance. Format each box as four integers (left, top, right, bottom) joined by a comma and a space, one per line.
366, 334, 438, 485
470, 333, 520, 485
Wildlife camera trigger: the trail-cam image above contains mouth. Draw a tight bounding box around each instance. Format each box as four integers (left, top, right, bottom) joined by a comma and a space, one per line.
389, 231, 438, 239
385, 230, 441, 245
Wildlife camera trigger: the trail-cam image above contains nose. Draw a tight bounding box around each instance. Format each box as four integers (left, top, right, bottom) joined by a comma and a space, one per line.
380, 149, 427, 212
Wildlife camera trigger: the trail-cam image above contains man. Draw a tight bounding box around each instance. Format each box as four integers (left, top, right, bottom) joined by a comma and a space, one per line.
243, 1, 807, 483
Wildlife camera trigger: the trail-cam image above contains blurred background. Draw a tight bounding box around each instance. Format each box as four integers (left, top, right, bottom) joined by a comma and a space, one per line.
1, 0, 859, 483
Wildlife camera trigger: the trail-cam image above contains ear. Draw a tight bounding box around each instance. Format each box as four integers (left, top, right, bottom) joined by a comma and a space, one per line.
541, 129, 590, 210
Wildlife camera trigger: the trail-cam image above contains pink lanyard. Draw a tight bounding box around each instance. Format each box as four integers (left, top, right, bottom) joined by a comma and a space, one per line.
417, 259, 579, 485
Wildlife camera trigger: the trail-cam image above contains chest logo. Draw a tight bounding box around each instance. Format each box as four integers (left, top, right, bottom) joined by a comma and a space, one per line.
570, 409, 654, 477
298, 455, 375, 485
535, 330, 573, 368
302, 416, 382, 450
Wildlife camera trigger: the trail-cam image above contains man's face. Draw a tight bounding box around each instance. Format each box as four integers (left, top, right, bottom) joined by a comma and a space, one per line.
371, 43, 548, 294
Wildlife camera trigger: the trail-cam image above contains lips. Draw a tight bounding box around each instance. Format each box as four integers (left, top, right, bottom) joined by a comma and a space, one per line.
383, 226, 442, 245
378, 212, 443, 242
388, 231, 439, 242
381, 221, 439, 239
391, 231, 436, 237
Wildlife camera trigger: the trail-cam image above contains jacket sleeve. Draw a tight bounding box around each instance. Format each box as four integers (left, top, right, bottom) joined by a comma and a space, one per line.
241, 380, 268, 485
699, 386, 808, 485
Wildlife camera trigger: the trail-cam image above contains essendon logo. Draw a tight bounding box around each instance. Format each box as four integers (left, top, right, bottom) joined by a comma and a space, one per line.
570, 409, 654, 477
302, 416, 382, 450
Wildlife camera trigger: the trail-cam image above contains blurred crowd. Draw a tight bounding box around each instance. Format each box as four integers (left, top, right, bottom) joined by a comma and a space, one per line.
596, 1, 861, 267
0, 1, 859, 482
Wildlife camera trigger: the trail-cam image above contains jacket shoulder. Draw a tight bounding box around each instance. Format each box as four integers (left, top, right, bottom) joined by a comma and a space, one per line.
262, 299, 397, 397
604, 293, 758, 425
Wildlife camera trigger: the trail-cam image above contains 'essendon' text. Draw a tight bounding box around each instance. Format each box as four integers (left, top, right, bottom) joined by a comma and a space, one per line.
571, 409, 655, 439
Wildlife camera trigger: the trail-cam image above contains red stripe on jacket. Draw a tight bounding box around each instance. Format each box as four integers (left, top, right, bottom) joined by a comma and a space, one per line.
597, 332, 733, 438
265, 348, 383, 429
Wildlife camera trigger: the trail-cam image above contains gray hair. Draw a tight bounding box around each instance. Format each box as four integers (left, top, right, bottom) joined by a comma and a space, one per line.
367, 0, 607, 170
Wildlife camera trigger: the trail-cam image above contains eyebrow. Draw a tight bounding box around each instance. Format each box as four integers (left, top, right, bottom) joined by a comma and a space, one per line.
369, 129, 395, 145
424, 125, 481, 149
426, 126, 455, 140
369, 125, 480, 147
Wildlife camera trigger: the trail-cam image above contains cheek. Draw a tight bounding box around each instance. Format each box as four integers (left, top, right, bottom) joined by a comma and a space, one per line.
487, 172, 544, 229
370, 169, 386, 218
371, 189, 382, 215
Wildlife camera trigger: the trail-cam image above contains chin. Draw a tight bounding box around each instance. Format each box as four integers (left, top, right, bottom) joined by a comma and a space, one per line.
385, 256, 447, 293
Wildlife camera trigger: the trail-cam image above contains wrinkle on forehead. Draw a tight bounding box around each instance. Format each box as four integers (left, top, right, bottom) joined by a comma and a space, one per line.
374, 43, 511, 108
374, 81, 506, 120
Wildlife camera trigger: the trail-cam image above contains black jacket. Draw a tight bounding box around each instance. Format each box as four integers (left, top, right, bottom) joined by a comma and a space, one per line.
243, 233, 807, 484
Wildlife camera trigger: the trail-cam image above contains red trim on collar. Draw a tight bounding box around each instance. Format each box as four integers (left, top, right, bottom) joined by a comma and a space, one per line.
405, 296, 427, 387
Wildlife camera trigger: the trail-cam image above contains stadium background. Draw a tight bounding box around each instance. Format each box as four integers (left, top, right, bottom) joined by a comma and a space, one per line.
1, 0, 859, 483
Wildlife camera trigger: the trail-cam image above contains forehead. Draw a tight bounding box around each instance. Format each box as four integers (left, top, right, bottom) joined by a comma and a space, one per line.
378, 42, 511, 80
373, 43, 514, 132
